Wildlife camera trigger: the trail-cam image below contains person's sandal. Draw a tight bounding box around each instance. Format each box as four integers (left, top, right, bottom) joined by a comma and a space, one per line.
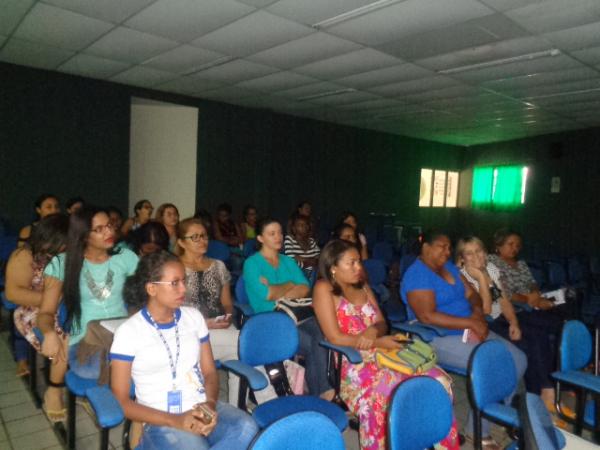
43, 381, 66, 423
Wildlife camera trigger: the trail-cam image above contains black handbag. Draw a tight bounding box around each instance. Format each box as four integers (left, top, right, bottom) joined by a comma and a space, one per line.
275, 297, 314, 324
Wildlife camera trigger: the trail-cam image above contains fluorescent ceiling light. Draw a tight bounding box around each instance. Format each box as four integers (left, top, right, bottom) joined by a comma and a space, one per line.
312, 0, 405, 29
183, 56, 235, 76
525, 86, 600, 100
438, 49, 561, 75
297, 88, 356, 101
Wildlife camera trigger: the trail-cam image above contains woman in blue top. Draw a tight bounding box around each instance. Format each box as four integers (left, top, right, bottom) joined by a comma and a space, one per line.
243, 218, 332, 399
38, 207, 139, 420
400, 230, 527, 450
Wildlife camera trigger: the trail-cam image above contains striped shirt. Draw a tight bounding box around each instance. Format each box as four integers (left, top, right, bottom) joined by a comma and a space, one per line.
283, 235, 320, 271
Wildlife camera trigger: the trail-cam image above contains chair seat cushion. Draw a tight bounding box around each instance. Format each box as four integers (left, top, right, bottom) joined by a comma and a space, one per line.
65, 371, 98, 396
552, 371, 600, 395
482, 403, 520, 428
86, 386, 124, 428
254, 396, 348, 431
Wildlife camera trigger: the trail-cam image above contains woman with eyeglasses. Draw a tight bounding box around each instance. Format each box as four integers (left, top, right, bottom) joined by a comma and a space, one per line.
37, 207, 139, 421
121, 199, 154, 238
110, 251, 258, 449
176, 218, 239, 405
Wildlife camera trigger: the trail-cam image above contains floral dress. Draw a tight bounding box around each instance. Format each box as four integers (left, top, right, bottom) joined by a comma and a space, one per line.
13, 254, 63, 351
336, 296, 459, 450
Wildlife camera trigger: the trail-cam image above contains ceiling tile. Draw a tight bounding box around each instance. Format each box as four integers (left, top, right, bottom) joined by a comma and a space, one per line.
153, 76, 225, 94
506, 0, 600, 34
13, 3, 114, 51
236, 71, 318, 91
142, 45, 224, 74
368, 76, 460, 97
266, 0, 379, 26
191, 10, 314, 57
334, 63, 434, 88
479, 0, 552, 12
324, 0, 494, 46
57, 53, 130, 79
415, 36, 551, 71
273, 81, 348, 99
522, 79, 600, 99
43, 0, 155, 24
377, 13, 528, 60
0, 37, 74, 70
247, 32, 361, 69
293, 48, 401, 80
0, 0, 35, 35
237, 0, 279, 7
86, 27, 179, 63
482, 67, 599, 91
402, 85, 484, 103
191, 59, 279, 84
543, 21, 600, 50
110, 66, 178, 88
307, 91, 381, 106
198, 86, 263, 102
337, 98, 406, 111
572, 46, 600, 65
125, 0, 255, 42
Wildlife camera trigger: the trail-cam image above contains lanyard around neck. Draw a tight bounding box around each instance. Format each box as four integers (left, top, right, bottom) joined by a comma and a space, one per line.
146, 309, 180, 390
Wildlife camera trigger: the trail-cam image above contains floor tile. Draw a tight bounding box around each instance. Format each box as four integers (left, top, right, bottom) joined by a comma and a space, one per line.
1, 401, 41, 422
5, 414, 52, 439
0, 390, 33, 408
9, 428, 60, 450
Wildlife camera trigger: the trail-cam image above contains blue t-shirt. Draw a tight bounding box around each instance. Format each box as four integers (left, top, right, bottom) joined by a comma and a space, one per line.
400, 259, 472, 335
44, 248, 139, 345
243, 252, 308, 314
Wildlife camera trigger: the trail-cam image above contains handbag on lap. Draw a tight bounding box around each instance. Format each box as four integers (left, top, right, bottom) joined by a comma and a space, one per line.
376, 338, 437, 375
275, 297, 314, 324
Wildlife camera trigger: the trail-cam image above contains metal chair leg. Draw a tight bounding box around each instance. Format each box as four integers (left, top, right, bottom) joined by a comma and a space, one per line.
67, 390, 76, 449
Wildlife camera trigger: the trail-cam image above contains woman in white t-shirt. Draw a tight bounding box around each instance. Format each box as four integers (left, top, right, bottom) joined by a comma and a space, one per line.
110, 252, 258, 449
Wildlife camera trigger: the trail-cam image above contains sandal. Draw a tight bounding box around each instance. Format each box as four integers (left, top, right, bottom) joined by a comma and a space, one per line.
465, 434, 501, 450
43, 381, 67, 423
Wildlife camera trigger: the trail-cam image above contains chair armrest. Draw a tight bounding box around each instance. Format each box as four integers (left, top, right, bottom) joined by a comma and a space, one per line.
233, 302, 255, 317
85, 385, 125, 429
511, 301, 533, 312
390, 322, 436, 342
221, 360, 269, 391
33, 327, 44, 344
319, 341, 362, 364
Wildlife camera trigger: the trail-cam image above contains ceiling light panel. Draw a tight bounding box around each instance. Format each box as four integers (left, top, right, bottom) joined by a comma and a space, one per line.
57, 53, 130, 79
0, 0, 35, 35
43, 0, 156, 24
236, 71, 319, 91
324, 0, 494, 47
247, 32, 360, 69
86, 27, 179, 64
110, 66, 177, 88
482, 67, 599, 91
192, 10, 314, 57
293, 48, 401, 79
125, 0, 255, 43
334, 63, 433, 89
542, 21, 600, 50
13, 3, 114, 51
266, 0, 378, 27
505, 0, 600, 34
142, 45, 224, 74
0, 37, 74, 70
191, 59, 279, 84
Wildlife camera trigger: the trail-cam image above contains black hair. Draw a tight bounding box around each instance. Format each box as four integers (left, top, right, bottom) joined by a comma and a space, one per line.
493, 228, 522, 250
123, 251, 179, 309
216, 203, 232, 214
319, 239, 363, 296
63, 206, 116, 333
35, 193, 59, 209
133, 199, 151, 216
130, 222, 170, 255
106, 206, 123, 218
255, 217, 280, 249
66, 197, 84, 210
418, 229, 449, 253
27, 213, 69, 258
243, 204, 256, 218
338, 211, 357, 224
193, 208, 213, 238
333, 222, 362, 253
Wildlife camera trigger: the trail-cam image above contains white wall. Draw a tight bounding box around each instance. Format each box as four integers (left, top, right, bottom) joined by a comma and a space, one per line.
129, 98, 198, 218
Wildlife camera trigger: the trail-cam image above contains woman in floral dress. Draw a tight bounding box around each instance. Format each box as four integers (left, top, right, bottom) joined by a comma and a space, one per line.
314, 239, 459, 450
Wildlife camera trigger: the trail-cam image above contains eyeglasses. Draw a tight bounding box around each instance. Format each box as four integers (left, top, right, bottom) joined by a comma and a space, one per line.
91, 223, 115, 234
182, 233, 209, 242
151, 278, 187, 289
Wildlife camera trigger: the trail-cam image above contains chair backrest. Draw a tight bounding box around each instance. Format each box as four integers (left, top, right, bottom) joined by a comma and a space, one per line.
373, 241, 394, 266
239, 312, 299, 367
206, 240, 231, 262
520, 393, 566, 450
399, 254, 417, 281
0, 235, 17, 262
250, 411, 345, 450
243, 239, 257, 258
559, 320, 591, 372
527, 261, 547, 289
546, 260, 567, 287
567, 257, 588, 285
363, 259, 386, 286
388, 376, 452, 450
235, 276, 250, 305
468, 340, 517, 409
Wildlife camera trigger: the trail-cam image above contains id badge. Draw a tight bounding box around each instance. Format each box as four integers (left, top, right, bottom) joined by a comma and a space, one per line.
167, 390, 182, 414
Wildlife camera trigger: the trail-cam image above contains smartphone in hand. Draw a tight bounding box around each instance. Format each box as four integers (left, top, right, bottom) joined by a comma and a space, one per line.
214, 313, 232, 322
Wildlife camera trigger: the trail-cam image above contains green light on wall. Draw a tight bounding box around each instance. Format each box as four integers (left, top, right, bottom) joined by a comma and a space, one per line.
472, 165, 528, 210
471, 166, 494, 209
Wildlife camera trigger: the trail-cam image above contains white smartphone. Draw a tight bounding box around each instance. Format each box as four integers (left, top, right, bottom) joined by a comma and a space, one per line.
214, 313, 232, 322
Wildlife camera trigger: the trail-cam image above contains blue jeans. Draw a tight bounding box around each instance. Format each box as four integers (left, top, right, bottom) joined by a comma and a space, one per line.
297, 317, 331, 395
430, 331, 527, 436
138, 402, 258, 450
